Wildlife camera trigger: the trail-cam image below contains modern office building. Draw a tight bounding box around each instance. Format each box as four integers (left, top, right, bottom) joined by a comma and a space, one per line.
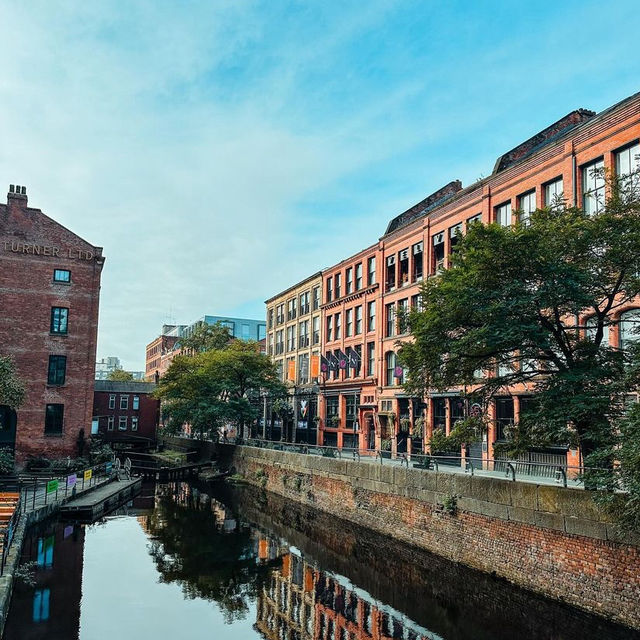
0, 186, 104, 461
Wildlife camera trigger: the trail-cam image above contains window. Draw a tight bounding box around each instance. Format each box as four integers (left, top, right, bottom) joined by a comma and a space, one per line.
299, 320, 309, 347
37, 535, 54, 568
287, 298, 297, 321
367, 301, 375, 332
386, 255, 396, 291
397, 299, 408, 334
495, 201, 511, 227
367, 342, 375, 377
107, 416, 114, 431
346, 268, 353, 294
131, 416, 138, 431
313, 286, 321, 310
619, 309, 640, 351
432, 233, 445, 273
467, 213, 482, 228
241, 324, 250, 340
335, 313, 341, 339
432, 398, 446, 432
300, 291, 310, 315
385, 303, 395, 337
276, 304, 285, 325
367, 256, 376, 285
50, 307, 69, 334
355, 306, 362, 334
275, 330, 284, 354
334, 273, 342, 298
287, 326, 296, 351
345, 309, 353, 337
53, 269, 70, 283
412, 242, 423, 281
385, 351, 396, 386
133, 395, 140, 410
326, 316, 333, 342
45, 404, 64, 434
353, 344, 362, 377
119, 416, 127, 431
120, 395, 129, 410
326, 277, 333, 302
615, 142, 640, 198
258, 324, 266, 341
582, 158, 605, 215
47, 355, 66, 385
268, 333, 274, 355
313, 316, 320, 344
108, 394, 116, 409
411, 293, 421, 310
544, 177, 564, 208
298, 354, 309, 384
326, 396, 339, 421
268, 308, 273, 329
449, 223, 462, 254
518, 190, 536, 225
495, 397, 514, 441
355, 263, 363, 290
586, 316, 610, 346
345, 394, 360, 431
33, 588, 51, 623
398, 249, 409, 286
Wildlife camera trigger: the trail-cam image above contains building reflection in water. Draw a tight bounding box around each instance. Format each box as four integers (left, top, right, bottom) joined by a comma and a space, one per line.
4, 521, 85, 640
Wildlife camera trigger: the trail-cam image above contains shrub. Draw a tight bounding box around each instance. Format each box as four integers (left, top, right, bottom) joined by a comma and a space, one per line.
0, 448, 14, 475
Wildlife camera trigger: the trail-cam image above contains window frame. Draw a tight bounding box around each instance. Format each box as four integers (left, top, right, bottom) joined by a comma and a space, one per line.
50, 307, 69, 335
47, 355, 67, 386
53, 269, 71, 284
44, 403, 64, 435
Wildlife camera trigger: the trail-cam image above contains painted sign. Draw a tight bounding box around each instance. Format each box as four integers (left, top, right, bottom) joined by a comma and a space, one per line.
105, 462, 113, 474
83, 469, 92, 482
46, 479, 59, 494
66, 473, 77, 489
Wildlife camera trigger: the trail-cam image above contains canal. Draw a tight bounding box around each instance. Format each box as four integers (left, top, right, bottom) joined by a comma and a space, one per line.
3, 480, 639, 640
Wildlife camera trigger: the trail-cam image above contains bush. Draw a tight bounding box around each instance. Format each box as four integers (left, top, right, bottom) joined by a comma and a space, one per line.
0, 448, 15, 475
25, 455, 51, 471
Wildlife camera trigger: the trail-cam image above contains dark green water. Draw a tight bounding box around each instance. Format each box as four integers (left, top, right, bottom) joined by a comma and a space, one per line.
3, 481, 638, 640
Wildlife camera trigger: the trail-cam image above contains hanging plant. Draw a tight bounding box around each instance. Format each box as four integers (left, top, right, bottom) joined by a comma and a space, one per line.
399, 417, 411, 432
411, 417, 425, 439
329, 415, 341, 428
380, 438, 392, 451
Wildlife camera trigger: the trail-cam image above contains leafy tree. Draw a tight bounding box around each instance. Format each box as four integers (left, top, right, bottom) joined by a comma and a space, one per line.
107, 368, 135, 381
399, 172, 640, 482
156, 340, 283, 440
0, 355, 26, 409
179, 321, 232, 353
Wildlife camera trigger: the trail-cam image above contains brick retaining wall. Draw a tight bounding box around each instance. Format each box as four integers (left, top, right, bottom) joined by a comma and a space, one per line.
226, 444, 640, 629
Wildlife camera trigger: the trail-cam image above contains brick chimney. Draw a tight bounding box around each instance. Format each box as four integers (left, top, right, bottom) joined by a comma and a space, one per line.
7, 184, 28, 206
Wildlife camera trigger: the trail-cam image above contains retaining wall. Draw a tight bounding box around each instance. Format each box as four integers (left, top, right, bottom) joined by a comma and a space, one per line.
226, 444, 640, 629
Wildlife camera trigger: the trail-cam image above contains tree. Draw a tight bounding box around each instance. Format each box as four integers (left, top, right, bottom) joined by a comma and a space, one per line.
156, 340, 284, 440
0, 356, 26, 409
179, 321, 232, 353
399, 172, 640, 477
107, 368, 135, 381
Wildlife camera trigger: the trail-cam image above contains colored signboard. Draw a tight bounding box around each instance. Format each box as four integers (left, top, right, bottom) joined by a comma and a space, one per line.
84, 469, 92, 482
67, 473, 77, 489
46, 479, 59, 494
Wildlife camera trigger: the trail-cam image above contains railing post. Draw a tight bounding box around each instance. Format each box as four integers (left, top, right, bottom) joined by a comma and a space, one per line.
506, 462, 516, 482
556, 466, 567, 487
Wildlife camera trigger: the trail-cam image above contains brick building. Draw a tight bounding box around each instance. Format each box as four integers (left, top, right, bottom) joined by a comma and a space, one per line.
92, 380, 159, 447
265, 272, 323, 442
0, 186, 104, 462
264, 90, 640, 466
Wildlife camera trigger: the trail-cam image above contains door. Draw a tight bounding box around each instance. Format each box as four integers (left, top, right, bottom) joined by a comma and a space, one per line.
0, 406, 17, 452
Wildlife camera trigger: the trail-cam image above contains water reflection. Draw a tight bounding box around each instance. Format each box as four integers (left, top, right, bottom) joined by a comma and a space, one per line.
3, 481, 640, 640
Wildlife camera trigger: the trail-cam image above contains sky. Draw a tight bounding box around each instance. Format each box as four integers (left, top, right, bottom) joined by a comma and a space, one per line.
1, 0, 640, 370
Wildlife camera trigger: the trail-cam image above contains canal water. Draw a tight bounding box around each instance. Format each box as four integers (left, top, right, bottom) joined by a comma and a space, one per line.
3, 480, 639, 640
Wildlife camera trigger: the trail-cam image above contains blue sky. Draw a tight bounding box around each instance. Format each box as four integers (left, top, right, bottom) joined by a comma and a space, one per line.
1, 0, 639, 368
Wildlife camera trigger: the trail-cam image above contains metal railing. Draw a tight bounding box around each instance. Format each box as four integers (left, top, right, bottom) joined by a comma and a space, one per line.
0, 494, 21, 575
236, 438, 601, 488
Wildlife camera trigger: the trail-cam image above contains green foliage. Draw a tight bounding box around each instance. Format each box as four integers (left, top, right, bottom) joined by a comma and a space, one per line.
89, 443, 114, 464
0, 448, 14, 475
179, 321, 232, 353
254, 468, 267, 488
0, 356, 25, 409
107, 368, 135, 381
328, 415, 340, 428
380, 438, 392, 451
441, 494, 458, 516
411, 417, 425, 439
156, 340, 284, 441
400, 171, 640, 523
14, 561, 38, 587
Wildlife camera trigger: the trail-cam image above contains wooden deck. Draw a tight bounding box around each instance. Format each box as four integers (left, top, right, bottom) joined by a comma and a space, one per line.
59, 478, 142, 521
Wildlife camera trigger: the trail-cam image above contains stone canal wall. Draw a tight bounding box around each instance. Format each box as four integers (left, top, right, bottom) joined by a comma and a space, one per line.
225, 444, 640, 630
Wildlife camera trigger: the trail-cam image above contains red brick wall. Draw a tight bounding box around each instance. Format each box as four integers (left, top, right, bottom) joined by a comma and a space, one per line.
93, 389, 159, 443
0, 191, 103, 461
231, 445, 640, 629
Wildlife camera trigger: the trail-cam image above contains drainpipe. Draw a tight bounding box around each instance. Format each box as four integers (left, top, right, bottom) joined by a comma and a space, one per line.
572, 154, 578, 207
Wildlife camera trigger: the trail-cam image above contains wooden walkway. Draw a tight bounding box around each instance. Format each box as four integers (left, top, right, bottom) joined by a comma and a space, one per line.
132, 461, 211, 481
59, 478, 142, 521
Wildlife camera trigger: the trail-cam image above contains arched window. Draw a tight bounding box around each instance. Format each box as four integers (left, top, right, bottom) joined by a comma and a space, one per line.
619, 309, 640, 350
585, 315, 610, 346
385, 351, 396, 386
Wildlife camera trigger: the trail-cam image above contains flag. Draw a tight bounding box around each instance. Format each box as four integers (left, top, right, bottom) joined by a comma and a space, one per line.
328, 352, 340, 372
320, 355, 330, 374
287, 360, 296, 381
337, 350, 348, 370
311, 355, 320, 377
348, 348, 361, 368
